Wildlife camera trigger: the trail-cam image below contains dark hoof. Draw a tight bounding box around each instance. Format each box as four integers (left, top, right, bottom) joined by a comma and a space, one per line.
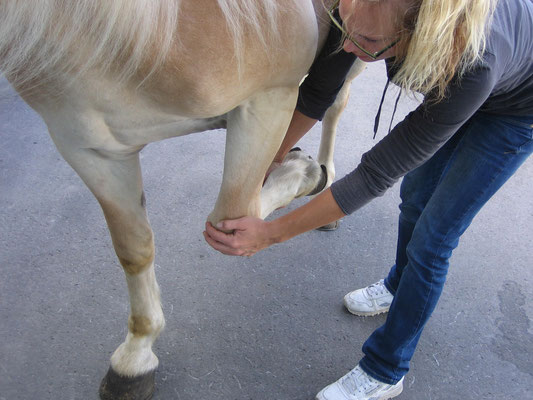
307, 164, 328, 196
316, 220, 340, 231
99, 367, 155, 400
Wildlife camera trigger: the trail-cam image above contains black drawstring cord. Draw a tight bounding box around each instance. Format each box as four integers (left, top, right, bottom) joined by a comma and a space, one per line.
373, 78, 390, 139
373, 78, 401, 139
388, 89, 402, 134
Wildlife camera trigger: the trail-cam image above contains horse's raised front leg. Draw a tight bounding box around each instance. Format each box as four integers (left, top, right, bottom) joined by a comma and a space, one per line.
208, 86, 299, 224
46, 125, 164, 400
258, 60, 367, 221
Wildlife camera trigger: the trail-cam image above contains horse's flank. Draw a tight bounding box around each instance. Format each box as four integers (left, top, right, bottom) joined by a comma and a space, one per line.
0, 0, 320, 111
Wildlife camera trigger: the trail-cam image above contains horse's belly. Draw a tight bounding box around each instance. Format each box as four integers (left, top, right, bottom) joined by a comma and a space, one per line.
102, 110, 226, 146
21, 78, 226, 154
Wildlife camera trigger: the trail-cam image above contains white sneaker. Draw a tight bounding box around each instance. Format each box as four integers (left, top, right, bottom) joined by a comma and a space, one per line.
316, 364, 403, 400
344, 279, 393, 316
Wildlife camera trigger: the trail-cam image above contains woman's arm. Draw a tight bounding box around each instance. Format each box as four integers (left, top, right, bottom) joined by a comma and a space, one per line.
203, 188, 345, 256
205, 58, 499, 256
332, 59, 498, 215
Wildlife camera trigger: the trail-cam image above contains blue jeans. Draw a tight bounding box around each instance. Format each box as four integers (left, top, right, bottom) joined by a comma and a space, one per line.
358, 112, 533, 384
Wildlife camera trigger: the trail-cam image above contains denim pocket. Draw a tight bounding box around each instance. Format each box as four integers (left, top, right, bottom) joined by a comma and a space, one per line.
466, 113, 533, 156
481, 114, 533, 155
503, 119, 533, 154
497, 115, 533, 130
503, 128, 532, 155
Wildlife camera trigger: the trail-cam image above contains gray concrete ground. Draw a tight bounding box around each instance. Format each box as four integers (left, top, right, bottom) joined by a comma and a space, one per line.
1, 62, 532, 400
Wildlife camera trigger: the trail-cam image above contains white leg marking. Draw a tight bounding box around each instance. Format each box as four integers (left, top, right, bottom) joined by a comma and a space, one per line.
111, 263, 165, 377
260, 150, 322, 219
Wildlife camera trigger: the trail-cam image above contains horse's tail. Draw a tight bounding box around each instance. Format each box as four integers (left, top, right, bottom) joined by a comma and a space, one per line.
0, 0, 283, 92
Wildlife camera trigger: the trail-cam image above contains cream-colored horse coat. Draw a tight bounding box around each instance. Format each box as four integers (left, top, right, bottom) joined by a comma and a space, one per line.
1, 0, 364, 397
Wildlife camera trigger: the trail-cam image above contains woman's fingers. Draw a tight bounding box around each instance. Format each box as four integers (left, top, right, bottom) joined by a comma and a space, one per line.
202, 230, 245, 256
215, 218, 247, 233
204, 221, 255, 256
205, 221, 235, 244
204, 218, 269, 257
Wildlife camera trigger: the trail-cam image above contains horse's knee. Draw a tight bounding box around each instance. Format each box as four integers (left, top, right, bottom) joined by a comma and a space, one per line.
98, 198, 155, 274
112, 220, 154, 274
117, 242, 154, 275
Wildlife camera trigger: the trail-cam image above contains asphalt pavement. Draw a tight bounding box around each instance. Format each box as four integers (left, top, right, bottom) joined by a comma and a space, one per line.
1, 62, 532, 400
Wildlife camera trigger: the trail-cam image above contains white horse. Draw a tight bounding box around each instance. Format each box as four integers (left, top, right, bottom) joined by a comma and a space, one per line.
0, 0, 364, 398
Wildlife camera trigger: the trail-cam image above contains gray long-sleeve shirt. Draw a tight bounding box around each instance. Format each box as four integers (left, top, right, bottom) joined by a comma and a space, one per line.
331, 0, 533, 215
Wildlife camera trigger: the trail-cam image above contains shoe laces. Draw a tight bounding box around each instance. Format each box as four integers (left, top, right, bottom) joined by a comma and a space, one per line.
366, 279, 388, 297
341, 367, 379, 395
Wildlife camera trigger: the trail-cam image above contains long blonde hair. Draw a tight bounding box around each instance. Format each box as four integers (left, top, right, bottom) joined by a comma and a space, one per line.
353, 0, 498, 101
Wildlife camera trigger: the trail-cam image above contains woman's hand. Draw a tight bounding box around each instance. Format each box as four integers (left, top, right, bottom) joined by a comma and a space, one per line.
203, 217, 277, 257
204, 189, 345, 257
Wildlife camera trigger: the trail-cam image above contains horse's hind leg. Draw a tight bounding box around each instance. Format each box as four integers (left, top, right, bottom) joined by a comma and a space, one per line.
318, 59, 366, 188
313, 59, 366, 230
47, 125, 163, 399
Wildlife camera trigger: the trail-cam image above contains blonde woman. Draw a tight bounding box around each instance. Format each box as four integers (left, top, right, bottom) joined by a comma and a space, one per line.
205, 0, 533, 398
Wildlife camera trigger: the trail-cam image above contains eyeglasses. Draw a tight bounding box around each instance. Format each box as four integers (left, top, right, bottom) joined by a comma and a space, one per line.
325, 0, 399, 60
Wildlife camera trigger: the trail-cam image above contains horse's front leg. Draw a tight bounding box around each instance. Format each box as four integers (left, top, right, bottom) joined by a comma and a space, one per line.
46, 126, 164, 399
208, 86, 299, 224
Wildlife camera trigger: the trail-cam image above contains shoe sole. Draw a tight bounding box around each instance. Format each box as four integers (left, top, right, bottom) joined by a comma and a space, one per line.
343, 297, 390, 317
316, 220, 339, 231
315, 381, 403, 400
384, 381, 403, 399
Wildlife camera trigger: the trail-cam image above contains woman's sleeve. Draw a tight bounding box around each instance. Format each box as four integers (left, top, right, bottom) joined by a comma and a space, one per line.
331, 55, 499, 215
296, 13, 357, 120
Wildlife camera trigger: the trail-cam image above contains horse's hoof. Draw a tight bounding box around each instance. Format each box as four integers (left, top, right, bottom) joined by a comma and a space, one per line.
99, 367, 155, 400
316, 220, 340, 231
306, 164, 328, 196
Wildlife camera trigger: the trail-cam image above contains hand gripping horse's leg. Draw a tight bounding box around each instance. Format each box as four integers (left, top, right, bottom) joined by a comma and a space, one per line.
47, 129, 163, 399
208, 86, 299, 225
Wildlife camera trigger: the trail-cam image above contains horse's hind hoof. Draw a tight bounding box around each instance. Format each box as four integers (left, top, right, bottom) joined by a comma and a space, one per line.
99, 367, 155, 400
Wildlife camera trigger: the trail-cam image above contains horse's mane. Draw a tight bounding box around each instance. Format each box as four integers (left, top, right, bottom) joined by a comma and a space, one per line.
0, 0, 281, 91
